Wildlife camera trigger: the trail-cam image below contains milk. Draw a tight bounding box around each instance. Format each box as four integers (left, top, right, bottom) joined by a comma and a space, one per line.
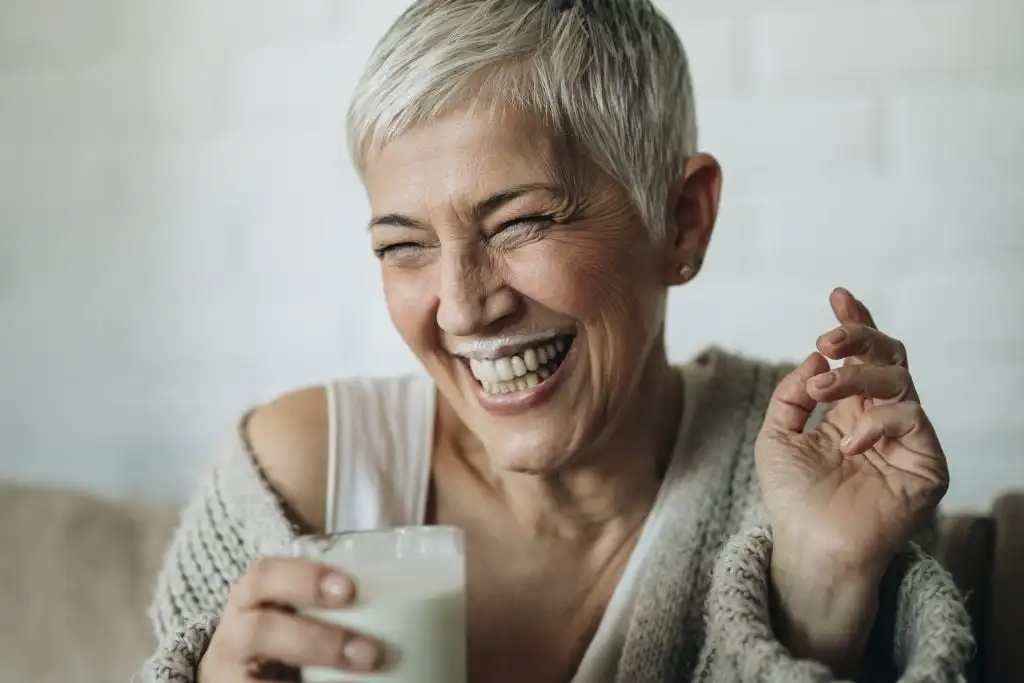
301, 556, 467, 683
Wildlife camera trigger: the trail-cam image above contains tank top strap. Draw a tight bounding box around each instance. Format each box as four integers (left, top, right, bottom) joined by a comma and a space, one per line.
323, 374, 435, 533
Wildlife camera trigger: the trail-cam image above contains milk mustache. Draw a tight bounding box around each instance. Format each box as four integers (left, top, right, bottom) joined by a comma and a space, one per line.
301, 555, 467, 683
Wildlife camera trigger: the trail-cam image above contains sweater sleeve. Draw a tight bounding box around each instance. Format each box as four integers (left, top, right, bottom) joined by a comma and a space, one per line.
137, 424, 298, 683
693, 525, 974, 683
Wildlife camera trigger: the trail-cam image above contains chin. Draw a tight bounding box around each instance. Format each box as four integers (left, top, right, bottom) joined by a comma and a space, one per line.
482, 431, 578, 474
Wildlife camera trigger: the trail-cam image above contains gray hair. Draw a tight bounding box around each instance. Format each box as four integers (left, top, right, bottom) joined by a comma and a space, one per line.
346, 0, 698, 238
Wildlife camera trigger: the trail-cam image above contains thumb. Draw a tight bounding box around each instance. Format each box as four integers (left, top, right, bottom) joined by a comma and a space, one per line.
761, 352, 830, 437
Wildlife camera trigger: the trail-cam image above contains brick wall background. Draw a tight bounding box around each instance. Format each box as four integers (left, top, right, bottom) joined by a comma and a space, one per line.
1, 0, 1021, 510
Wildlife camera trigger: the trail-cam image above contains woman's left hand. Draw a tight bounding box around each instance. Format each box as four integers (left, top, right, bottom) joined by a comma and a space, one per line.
754, 287, 949, 672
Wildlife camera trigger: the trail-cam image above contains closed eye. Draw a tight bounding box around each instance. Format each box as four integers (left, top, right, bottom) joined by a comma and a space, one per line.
374, 214, 557, 258
373, 242, 421, 258
497, 214, 556, 233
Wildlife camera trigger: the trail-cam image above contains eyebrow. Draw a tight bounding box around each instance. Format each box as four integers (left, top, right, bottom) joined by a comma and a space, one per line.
367, 182, 563, 231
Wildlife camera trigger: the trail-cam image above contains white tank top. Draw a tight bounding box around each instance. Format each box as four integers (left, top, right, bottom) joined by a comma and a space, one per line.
323, 365, 708, 683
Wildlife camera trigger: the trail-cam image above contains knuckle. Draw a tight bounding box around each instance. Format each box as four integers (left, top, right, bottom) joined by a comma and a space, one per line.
233, 558, 273, 606
229, 576, 254, 609
890, 366, 913, 399
863, 328, 892, 356
837, 364, 863, 385
900, 400, 927, 422
236, 609, 277, 657
860, 337, 875, 357
223, 610, 256, 655
893, 340, 909, 366
198, 633, 233, 678
849, 323, 870, 347
248, 557, 275, 586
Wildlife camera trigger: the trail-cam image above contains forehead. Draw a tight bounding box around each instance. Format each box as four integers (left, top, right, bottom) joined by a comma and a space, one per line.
363, 108, 565, 210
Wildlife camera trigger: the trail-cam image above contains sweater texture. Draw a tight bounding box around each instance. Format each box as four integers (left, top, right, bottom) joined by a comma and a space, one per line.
140, 348, 973, 682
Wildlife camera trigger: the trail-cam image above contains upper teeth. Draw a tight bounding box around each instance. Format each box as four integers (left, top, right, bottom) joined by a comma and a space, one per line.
469, 339, 567, 383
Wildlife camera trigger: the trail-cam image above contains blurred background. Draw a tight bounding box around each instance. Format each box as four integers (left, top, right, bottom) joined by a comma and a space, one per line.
1, 0, 1022, 512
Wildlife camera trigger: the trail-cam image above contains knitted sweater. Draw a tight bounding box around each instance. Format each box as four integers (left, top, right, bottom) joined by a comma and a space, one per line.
140, 349, 973, 682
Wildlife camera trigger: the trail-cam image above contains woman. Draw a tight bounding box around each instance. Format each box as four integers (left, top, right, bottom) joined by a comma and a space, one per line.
142, 1, 972, 681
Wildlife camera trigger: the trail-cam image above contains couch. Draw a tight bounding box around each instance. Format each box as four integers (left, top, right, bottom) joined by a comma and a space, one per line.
0, 482, 178, 683
0, 481, 1020, 683
937, 493, 1024, 683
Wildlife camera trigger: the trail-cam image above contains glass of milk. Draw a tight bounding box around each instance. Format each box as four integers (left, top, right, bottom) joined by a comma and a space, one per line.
292, 526, 467, 683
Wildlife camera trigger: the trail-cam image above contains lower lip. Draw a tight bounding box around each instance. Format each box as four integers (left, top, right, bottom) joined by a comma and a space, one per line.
466, 341, 577, 416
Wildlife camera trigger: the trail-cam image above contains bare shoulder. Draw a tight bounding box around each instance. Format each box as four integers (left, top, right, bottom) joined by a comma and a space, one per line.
245, 386, 329, 533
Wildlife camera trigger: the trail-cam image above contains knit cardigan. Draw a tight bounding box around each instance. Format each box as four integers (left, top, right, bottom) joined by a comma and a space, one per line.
140, 349, 973, 682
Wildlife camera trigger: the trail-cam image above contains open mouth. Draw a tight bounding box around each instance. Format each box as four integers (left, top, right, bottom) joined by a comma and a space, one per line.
466, 334, 576, 395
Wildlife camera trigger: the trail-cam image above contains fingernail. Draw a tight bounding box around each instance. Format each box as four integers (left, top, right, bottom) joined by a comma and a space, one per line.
320, 573, 352, 603
812, 372, 836, 388
344, 639, 379, 669
823, 328, 846, 345
840, 434, 852, 449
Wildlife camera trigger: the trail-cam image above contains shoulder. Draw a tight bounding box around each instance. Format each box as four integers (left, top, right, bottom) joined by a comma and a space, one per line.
242, 374, 431, 534
244, 386, 329, 533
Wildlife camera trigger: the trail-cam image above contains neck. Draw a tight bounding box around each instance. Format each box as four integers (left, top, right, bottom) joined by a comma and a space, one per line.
442, 341, 683, 544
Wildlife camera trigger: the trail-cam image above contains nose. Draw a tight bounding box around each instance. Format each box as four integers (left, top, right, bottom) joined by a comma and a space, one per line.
435, 246, 518, 336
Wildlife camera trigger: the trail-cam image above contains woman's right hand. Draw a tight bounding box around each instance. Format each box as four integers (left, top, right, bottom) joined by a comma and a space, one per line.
198, 557, 381, 682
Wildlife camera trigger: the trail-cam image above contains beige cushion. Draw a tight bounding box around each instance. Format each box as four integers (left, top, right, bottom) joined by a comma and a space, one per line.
936, 492, 1024, 683
938, 514, 995, 683
0, 481, 179, 683
988, 492, 1024, 683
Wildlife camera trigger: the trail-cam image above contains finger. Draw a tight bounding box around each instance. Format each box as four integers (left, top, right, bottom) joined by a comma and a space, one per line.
839, 404, 948, 489
806, 364, 917, 404
830, 287, 877, 329
852, 296, 878, 329
229, 609, 380, 673
816, 323, 909, 369
761, 352, 831, 437
231, 557, 354, 612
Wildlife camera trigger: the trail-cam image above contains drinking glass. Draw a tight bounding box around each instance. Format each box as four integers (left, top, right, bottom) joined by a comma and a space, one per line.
292, 526, 467, 683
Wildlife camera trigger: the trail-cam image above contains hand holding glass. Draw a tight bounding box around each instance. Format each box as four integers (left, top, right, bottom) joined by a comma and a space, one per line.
292, 526, 467, 683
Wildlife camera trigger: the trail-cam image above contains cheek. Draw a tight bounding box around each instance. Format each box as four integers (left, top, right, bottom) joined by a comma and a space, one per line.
382, 268, 436, 349
508, 233, 664, 395
510, 232, 658, 327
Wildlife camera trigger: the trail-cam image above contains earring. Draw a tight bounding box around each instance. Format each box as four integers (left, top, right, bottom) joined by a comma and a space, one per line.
679, 256, 702, 282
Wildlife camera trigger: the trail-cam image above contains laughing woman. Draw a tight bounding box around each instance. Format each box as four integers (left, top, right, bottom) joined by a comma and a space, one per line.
142, 1, 972, 681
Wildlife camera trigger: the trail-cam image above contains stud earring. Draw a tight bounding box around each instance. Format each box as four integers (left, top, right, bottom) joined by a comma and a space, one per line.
678, 256, 703, 282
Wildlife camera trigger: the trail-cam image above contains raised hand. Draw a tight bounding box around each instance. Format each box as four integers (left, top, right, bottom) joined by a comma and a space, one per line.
756, 287, 947, 574
754, 287, 949, 674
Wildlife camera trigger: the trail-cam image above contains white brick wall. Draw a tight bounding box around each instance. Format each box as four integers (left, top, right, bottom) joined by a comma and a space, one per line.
1, 0, 1021, 511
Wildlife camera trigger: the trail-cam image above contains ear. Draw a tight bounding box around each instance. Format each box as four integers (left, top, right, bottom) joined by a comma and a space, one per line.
663, 153, 722, 286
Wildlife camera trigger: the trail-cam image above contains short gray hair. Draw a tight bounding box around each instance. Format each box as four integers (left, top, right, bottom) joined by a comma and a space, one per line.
346, 0, 698, 237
